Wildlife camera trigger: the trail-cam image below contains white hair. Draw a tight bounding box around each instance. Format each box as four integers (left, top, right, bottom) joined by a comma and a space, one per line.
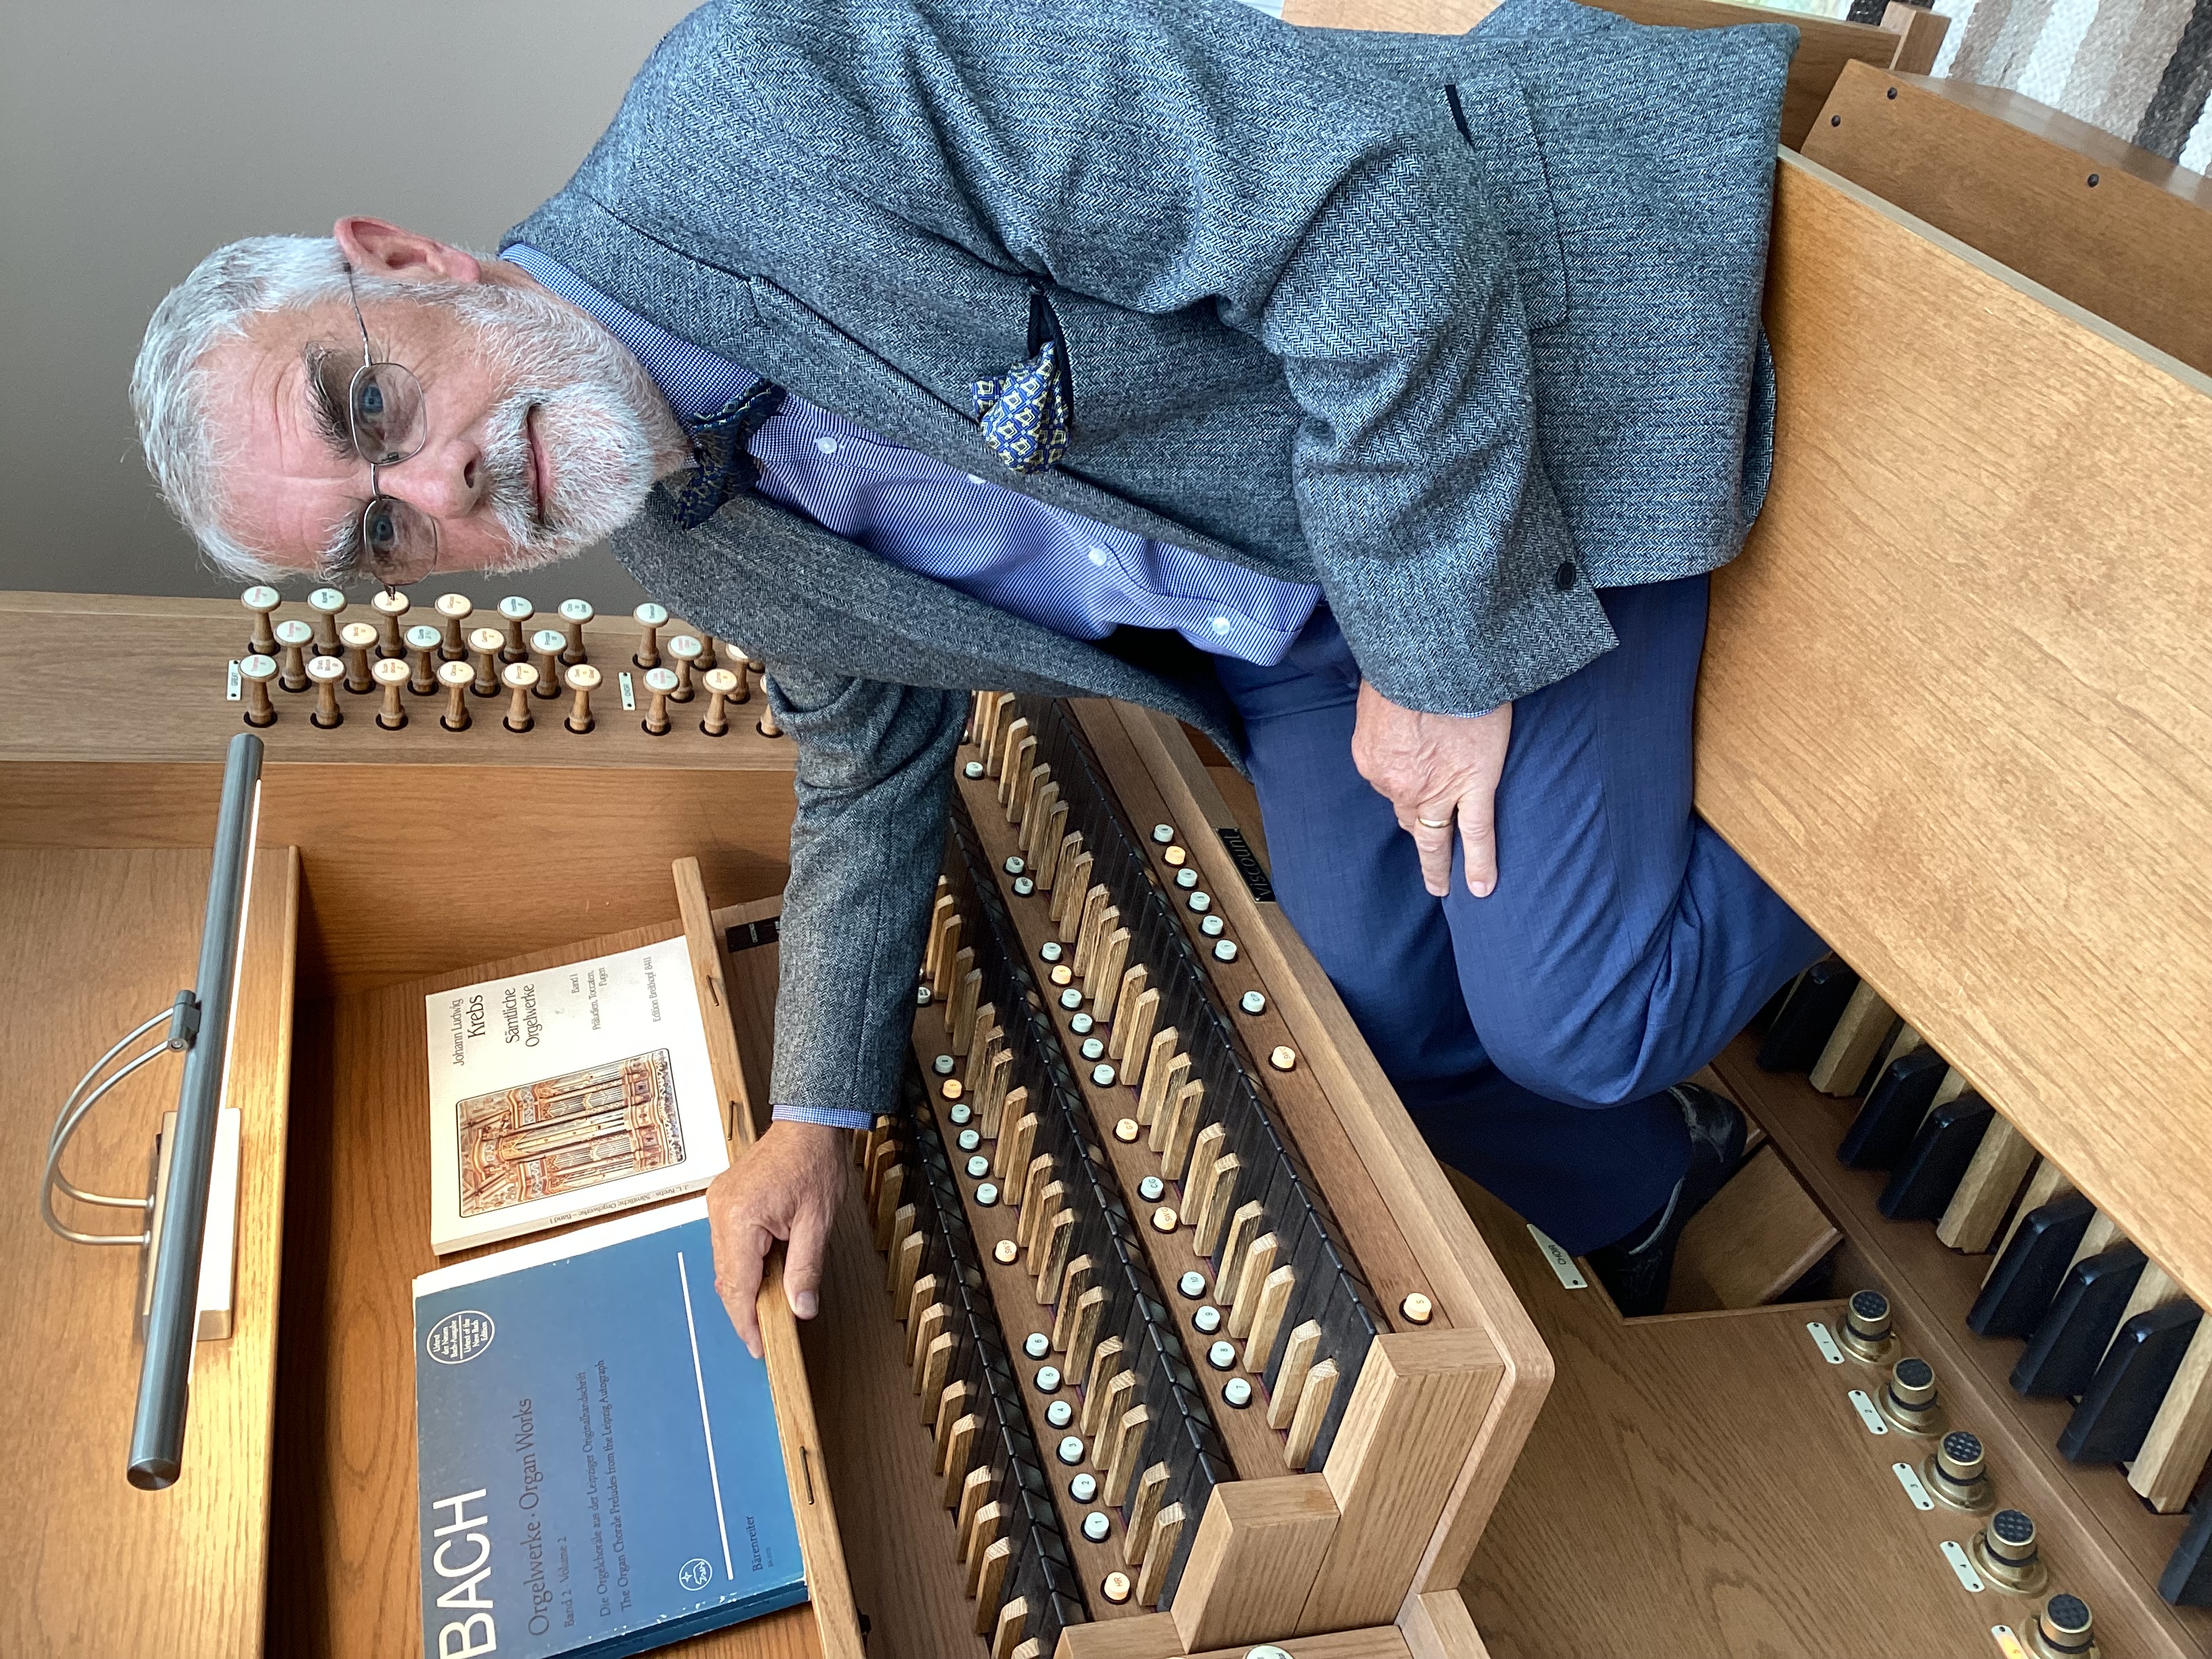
132, 236, 382, 577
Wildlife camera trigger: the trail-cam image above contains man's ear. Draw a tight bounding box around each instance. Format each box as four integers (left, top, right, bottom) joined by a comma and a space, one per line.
333, 217, 487, 285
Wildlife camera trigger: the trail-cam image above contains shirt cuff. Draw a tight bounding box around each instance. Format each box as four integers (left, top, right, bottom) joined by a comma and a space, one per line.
771, 1102, 876, 1132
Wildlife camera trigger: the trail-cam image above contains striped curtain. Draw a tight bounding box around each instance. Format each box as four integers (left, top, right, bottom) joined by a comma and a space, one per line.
1929, 0, 2212, 165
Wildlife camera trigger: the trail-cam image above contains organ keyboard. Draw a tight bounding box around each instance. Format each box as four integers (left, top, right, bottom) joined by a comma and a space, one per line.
851, 691, 1473, 1652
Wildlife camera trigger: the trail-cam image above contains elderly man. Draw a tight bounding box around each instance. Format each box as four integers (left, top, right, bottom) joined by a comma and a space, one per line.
133, 0, 1822, 1328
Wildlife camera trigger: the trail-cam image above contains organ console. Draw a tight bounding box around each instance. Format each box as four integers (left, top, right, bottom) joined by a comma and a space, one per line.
834, 691, 1517, 1654
5, 0, 2210, 1653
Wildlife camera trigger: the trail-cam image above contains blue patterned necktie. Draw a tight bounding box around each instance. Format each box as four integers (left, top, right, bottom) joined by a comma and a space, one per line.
670, 382, 790, 529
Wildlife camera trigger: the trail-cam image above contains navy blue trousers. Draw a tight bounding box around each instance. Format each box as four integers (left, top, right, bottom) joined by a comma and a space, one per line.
1216, 577, 1823, 1254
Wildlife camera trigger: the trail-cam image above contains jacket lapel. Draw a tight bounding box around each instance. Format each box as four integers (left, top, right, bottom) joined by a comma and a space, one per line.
511, 188, 1284, 577
609, 486, 1244, 752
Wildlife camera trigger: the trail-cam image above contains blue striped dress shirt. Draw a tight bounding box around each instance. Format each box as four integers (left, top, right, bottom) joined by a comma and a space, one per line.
504, 245, 1321, 668
503, 245, 1322, 1130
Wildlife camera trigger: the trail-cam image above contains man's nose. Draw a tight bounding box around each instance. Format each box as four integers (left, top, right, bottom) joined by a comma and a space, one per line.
386, 432, 484, 520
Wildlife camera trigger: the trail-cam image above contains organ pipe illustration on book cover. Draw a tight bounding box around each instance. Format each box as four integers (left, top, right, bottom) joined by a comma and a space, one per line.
426, 939, 729, 1254
455, 1050, 687, 1218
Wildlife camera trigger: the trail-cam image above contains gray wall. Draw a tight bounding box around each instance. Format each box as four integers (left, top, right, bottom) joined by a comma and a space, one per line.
0, 0, 703, 615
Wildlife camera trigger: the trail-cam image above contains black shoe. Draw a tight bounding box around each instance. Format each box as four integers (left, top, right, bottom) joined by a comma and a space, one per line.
1585, 1084, 1748, 1317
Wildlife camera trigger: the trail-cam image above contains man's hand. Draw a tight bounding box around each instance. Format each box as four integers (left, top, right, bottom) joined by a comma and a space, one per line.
705, 1120, 848, 1359
1351, 681, 1514, 899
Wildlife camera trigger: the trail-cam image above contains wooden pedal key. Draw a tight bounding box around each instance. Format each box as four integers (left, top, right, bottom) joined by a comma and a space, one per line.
1879, 1093, 1997, 1220
1971, 1190, 2095, 1338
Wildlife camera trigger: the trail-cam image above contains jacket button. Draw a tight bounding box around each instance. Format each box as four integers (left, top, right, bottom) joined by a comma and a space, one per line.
1554, 560, 1577, 592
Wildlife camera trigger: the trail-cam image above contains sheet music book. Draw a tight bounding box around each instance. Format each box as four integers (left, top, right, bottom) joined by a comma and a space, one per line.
413, 1200, 808, 1659
426, 939, 729, 1254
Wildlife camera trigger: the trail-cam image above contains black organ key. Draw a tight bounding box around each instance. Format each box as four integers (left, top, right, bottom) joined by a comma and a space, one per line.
2161, 1498, 2212, 1607
1969, 1192, 2097, 1338
1130, 899, 1183, 1002
1837, 1047, 1951, 1169
2057, 1301, 2203, 1465
1155, 1432, 1231, 1605
1757, 957, 1860, 1071
1305, 1239, 1381, 1471
1237, 1144, 1307, 1294
1065, 1174, 1110, 1267
2012, 1242, 2149, 1398
1267, 1206, 1335, 1393
1877, 1094, 1996, 1219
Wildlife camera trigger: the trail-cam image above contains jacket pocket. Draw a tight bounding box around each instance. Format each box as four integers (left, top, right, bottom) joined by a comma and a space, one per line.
1445, 73, 1569, 331
969, 284, 1076, 476
1026, 285, 1076, 430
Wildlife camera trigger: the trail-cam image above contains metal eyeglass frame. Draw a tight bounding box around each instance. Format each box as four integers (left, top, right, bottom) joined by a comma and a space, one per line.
340, 262, 440, 592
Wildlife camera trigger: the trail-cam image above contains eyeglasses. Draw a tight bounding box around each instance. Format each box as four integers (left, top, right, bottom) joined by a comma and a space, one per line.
334, 264, 439, 589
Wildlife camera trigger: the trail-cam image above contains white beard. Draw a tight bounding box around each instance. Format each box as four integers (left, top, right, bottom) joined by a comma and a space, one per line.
444, 278, 685, 571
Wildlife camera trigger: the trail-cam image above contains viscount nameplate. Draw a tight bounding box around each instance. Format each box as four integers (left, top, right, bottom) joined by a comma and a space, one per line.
1216, 827, 1275, 902
726, 918, 781, 954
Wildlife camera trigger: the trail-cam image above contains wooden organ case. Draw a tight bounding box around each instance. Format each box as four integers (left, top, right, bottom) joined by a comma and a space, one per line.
0, 589, 1543, 1659
5, 3, 2211, 1656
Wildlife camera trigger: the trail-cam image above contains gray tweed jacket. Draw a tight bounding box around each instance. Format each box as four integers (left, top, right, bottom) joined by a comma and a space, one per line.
508, 0, 1794, 1120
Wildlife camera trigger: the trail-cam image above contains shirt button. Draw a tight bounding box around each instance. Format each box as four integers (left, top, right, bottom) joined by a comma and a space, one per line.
1088, 548, 1109, 567
1554, 560, 1576, 592
815, 436, 839, 455
1210, 617, 1232, 636
966, 473, 985, 485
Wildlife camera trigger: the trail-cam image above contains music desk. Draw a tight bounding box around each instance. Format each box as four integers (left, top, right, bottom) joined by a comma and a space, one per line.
2, 845, 298, 1658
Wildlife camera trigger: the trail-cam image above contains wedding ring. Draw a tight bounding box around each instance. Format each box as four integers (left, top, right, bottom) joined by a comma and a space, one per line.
1416, 815, 1452, 830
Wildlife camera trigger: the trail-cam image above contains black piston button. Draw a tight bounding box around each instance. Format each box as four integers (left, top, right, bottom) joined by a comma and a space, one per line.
1878, 1357, 1943, 1435
2028, 1593, 2097, 1659
1924, 1429, 1992, 1511
1971, 1508, 2049, 1595
1841, 1288, 1898, 1365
